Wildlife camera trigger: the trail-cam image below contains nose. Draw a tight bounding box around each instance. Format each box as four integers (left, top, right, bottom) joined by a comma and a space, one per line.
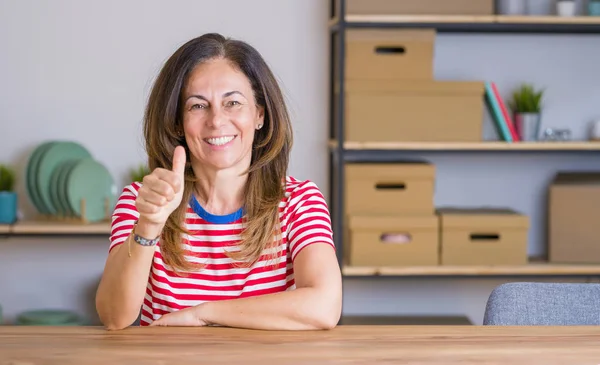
206, 105, 226, 128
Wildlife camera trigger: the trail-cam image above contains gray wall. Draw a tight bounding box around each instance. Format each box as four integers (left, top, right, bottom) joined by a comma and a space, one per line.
1, 0, 599, 325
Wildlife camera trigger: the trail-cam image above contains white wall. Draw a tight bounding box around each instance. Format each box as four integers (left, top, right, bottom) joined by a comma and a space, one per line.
0, 0, 330, 325
1, 0, 600, 326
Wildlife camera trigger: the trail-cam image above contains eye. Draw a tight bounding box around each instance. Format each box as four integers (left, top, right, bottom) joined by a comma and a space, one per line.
226, 100, 241, 107
190, 104, 207, 110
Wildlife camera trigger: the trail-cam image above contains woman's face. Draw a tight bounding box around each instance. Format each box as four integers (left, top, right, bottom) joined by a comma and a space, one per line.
181, 57, 264, 174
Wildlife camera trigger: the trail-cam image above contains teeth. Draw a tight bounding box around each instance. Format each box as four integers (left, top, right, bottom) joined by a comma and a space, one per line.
206, 136, 234, 146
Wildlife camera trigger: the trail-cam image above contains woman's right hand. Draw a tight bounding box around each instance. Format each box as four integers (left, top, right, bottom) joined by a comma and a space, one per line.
135, 146, 187, 234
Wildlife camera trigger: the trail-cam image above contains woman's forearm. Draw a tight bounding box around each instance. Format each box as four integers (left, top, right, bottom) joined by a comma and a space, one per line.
199, 286, 342, 331
95, 219, 160, 330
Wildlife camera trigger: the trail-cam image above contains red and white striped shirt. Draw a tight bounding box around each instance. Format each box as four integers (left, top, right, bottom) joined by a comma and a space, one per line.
108, 176, 335, 326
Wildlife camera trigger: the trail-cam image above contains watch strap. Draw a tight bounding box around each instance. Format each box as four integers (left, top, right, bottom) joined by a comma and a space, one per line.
132, 221, 160, 246
133, 233, 159, 246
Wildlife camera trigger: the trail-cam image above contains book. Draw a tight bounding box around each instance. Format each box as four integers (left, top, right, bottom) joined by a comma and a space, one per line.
490, 82, 519, 142
484, 81, 512, 142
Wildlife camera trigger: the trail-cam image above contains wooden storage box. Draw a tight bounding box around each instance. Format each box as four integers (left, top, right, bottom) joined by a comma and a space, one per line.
549, 172, 600, 264
345, 215, 439, 267
345, 162, 435, 215
344, 79, 485, 142
438, 208, 529, 266
346, 0, 494, 16
346, 29, 435, 81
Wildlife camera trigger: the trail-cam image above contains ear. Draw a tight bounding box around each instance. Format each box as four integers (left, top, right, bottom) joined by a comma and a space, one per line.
255, 105, 265, 130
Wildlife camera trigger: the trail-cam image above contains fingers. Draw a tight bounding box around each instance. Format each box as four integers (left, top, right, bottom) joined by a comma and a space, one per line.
172, 146, 186, 177
135, 159, 185, 224
148, 168, 182, 195
140, 171, 176, 200
138, 186, 169, 206
135, 195, 160, 215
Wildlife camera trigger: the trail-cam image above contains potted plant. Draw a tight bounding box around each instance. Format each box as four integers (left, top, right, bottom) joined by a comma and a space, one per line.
0, 164, 17, 224
130, 163, 150, 183
510, 84, 544, 141
590, 0, 600, 16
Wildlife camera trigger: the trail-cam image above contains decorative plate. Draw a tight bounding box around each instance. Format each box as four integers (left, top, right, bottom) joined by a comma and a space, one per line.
35, 142, 92, 215
25, 142, 56, 214
65, 158, 116, 223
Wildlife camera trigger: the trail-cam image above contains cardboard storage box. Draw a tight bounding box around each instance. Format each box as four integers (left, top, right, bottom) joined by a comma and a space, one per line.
346, 29, 435, 81
346, 0, 494, 16
438, 208, 529, 266
344, 79, 485, 142
549, 172, 600, 264
345, 162, 435, 215
345, 215, 439, 267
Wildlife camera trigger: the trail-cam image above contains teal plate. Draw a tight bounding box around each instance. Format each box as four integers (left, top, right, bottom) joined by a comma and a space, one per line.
57, 160, 80, 217
36, 142, 92, 215
26, 142, 56, 214
49, 160, 77, 217
48, 160, 67, 217
66, 158, 117, 222
59, 161, 78, 217
16, 309, 82, 326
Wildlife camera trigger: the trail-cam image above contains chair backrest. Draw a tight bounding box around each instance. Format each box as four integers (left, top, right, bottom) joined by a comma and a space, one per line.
483, 282, 600, 325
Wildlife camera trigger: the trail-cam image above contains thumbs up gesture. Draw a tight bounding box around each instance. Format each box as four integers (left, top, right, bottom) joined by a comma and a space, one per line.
135, 146, 187, 228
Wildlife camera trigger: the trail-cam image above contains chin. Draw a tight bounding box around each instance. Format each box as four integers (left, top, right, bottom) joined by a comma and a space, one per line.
205, 158, 244, 171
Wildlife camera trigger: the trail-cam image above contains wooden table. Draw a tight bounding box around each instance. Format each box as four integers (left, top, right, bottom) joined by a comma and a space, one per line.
1, 325, 600, 364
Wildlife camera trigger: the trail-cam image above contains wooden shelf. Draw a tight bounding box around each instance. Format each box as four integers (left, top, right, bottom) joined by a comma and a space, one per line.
0, 225, 10, 234
344, 15, 600, 25
495, 15, 600, 24
343, 262, 600, 277
3, 220, 111, 236
334, 14, 600, 33
345, 14, 497, 24
330, 140, 600, 151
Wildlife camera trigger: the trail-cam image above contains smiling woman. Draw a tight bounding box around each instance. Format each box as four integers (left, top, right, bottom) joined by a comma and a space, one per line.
94, 33, 342, 331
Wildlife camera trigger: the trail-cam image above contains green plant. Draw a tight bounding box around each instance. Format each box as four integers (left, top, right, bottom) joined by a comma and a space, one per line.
0, 165, 15, 192
130, 163, 150, 183
510, 83, 544, 113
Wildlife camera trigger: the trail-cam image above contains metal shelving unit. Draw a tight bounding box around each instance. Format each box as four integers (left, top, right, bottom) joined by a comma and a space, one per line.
327, 0, 600, 276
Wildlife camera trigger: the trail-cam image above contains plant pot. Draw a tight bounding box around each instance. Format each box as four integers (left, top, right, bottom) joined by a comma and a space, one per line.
497, 0, 527, 15
515, 113, 542, 141
589, 0, 600, 15
557, 0, 576, 16
0, 191, 17, 224
527, 0, 553, 15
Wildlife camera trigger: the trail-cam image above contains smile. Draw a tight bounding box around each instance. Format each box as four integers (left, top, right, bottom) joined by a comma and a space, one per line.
204, 135, 236, 146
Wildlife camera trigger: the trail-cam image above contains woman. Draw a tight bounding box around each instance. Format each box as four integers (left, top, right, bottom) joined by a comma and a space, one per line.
95, 33, 342, 331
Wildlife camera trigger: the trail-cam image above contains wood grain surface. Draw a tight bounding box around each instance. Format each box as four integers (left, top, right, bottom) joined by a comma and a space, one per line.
342, 263, 600, 277
329, 140, 600, 151
1, 325, 600, 365
343, 14, 600, 25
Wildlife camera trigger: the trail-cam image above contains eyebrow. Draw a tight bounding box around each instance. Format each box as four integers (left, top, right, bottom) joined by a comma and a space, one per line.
185, 91, 245, 102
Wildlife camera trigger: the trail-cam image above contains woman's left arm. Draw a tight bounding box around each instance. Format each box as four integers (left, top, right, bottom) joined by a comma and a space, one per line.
206, 242, 342, 330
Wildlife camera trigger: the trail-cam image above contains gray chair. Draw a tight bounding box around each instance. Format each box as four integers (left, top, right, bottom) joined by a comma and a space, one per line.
483, 282, 600, 325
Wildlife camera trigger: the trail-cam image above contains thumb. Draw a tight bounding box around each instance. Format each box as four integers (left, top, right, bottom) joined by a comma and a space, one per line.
172, 146, 186, 176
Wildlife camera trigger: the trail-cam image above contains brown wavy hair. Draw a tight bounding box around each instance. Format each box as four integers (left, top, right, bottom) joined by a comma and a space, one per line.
142, 33, 292, 273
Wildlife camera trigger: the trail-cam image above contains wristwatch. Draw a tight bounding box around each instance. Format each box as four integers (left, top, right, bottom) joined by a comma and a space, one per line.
132, 221, 160, 247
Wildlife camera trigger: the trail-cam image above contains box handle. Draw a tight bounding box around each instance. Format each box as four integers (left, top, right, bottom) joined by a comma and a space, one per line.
380, 233, 412, 244
375, 46, 406, 55
469, 233, 500, 241
375, 183, 406, 190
